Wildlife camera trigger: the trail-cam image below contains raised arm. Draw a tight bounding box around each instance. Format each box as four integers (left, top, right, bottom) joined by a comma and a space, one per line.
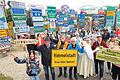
77, 45, 84, 53
14, 57, 26, 64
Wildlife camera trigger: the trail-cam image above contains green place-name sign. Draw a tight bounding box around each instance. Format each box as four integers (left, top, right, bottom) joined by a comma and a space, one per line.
12, 15, 27, 21
47, 6, 56, 18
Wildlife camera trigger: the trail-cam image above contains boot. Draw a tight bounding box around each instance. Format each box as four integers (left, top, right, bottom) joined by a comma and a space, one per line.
74, 75, 78, 80
64, 72, 67, 78
58, 72, 62, 77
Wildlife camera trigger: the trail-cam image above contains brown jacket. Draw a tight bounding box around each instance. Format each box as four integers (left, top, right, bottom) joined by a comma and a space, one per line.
92, 40, 108, 59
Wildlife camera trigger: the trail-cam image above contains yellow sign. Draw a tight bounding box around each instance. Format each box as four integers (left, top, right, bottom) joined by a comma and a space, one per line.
96, 48, 120, 65
52, 50, 78, 67
107, 11, 115, 16
0, 30, 7, 37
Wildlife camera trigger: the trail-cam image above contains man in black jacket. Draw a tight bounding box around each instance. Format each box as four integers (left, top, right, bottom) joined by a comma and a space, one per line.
36, 37, 55, 80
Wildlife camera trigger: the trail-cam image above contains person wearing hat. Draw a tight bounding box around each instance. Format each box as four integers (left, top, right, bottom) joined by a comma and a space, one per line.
68, 37, 84, 80
92, 34, 108, 80
36, 37, 55, 80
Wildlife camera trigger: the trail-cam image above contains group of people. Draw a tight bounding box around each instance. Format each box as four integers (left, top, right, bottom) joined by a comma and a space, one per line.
11, 28, 120, 80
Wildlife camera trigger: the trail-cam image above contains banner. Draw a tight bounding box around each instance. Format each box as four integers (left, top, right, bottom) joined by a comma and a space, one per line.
52, 50, 78, 67
0, 6, 8, 29
47, 6, 56, 18
14, 39, 37, 44
96, 48, 120, 65
0, 29, 7, 37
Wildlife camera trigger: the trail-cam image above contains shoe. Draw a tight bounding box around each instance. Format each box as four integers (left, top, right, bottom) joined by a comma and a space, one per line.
100, 77, 103, 80
74, 75, 78, 80
69, 77, 73, 80
64, 73, 67, 78
58, 73, 62, 77
106, 70, 110, 74
94, 74, 98, 77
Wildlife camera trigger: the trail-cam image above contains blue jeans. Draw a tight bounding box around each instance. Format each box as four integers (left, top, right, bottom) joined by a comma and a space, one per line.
94, 59, 104, 78
30, 75, 40, 80
43, 66, 55, 80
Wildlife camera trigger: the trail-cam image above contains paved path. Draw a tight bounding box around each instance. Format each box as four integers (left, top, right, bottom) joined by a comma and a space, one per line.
0, 46, 112, 80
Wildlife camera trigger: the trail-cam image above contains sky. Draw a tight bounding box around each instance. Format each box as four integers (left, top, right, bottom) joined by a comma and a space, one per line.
5, 0, 120, 10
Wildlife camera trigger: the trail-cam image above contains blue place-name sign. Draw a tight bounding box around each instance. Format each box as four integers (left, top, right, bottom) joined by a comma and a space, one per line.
32, 9, 42, 17
11, 8, 25, 15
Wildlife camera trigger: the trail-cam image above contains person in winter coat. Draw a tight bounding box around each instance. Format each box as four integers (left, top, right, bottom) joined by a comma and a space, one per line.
92, 34, 108, 80
13, 50, 41, 80
36, 37, 55, 80
68, 37, 84, 80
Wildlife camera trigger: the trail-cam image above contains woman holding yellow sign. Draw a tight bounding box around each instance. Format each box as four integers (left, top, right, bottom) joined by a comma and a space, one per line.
68, 37, 84, 80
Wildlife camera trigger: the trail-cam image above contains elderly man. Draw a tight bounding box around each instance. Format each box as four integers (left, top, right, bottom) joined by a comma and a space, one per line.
36, 37, 55, 80
92, 34, 108, 80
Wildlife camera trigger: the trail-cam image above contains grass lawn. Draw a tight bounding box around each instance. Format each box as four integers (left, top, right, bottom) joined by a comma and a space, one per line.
0, 73, 13, 80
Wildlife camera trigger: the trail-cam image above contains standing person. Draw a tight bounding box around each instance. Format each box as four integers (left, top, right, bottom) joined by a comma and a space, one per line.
36, 37, 55, 80
13, 50, 41, 80
68, 37, 84, 80
92, 34, 108, 80
78, 36, 99, 78
50, 35, 68, 78
102, 29, 110, 42
112, 41, 120, 80
107, 36, 117, 74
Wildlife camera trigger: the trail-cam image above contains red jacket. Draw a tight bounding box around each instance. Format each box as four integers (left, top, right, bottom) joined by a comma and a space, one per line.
92, 40, 108, 59
36, 37, 44, 47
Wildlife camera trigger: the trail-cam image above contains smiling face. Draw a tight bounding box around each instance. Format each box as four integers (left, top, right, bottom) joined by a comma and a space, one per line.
30, 51, 35, 60
44, 40, 50, 47
71, 40, 76, 46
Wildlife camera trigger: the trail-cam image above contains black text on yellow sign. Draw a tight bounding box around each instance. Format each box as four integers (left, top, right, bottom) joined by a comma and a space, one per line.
96, 48, 120, 65
0, 30, 7, 37
51, 50, 78, 67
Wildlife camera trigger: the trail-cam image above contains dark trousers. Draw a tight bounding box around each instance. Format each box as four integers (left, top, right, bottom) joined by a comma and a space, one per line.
43, 66, 55, 80
112, 64, 120, 80
59, 67, 67, 74
69, 67, 77, 78
94, 59, 104, 78
107, 62, 111, 70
